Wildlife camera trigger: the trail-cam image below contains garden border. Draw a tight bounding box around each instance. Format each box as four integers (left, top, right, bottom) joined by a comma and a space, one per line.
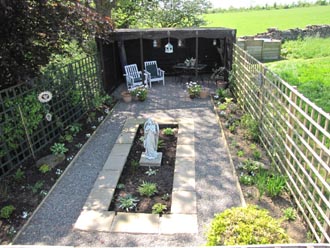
11, 104, 116, 244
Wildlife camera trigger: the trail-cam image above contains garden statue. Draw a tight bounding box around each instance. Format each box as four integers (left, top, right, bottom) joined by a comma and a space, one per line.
143, 118, 159, 160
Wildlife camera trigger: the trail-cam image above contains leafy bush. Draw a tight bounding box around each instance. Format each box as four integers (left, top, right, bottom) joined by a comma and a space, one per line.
163, 128, 174, 136
239, 174, 254, 185
206, 205, 289, 246
118, 194, 139, 212
13, 168, 25, 181
50, 143, 68, 156
152, 203, 167, 214
265, 174, 287, 197
240, 114, 260, 142
39, 164, 51, 174
0, 205, 15, 219
283, 207, 297, 221
138, 181, 158, 197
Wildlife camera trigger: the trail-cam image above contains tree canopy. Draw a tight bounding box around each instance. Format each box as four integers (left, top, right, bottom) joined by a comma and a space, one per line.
90, 0, 212, 28
0, 0, 113, 89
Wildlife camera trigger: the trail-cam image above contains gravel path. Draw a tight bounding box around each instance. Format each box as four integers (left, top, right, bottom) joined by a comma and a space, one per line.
14, 80, 242, 247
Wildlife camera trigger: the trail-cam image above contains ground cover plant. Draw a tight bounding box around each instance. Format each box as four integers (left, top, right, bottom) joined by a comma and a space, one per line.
267, 37, 330, 112
109, 124, 178, 214
0, 97, 116, 245
211, 90, 310, 243
204, 5, 330, 36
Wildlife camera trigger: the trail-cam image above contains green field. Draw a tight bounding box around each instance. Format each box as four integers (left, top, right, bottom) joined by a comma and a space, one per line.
266, 38, 330, 112
204, 6, 330, 37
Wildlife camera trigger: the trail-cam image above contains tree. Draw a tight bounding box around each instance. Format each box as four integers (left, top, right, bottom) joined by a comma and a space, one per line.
108, 0, 211, 28
0, 0, 113, 89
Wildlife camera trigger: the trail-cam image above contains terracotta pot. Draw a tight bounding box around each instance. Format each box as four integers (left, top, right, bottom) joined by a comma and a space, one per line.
216, 80, 229, 89
200, 89, 209, 99
121, 91, 132, 103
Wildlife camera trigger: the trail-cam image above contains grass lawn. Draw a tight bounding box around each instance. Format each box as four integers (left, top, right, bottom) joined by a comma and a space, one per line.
266, 38, 330, 113
204, 6, 330, 37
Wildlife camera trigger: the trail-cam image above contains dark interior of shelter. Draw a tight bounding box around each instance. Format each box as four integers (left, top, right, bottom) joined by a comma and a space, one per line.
97, 28, 236, 92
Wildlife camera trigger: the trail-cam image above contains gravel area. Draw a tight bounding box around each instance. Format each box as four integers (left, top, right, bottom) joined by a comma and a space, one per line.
13, 79, 243, 247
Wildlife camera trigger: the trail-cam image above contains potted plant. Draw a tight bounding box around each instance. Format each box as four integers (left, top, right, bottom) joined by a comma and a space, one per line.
210, 66, 228, 89
121, 91, 132, 103
186, 82, 202, 99
199, 87, 209, 99
131, 86, 148, 101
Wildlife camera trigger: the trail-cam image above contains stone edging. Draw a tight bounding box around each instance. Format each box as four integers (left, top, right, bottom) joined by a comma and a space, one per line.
74, 117, 198, 234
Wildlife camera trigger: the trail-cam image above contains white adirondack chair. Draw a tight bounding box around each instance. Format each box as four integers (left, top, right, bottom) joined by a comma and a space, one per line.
144, 61, 165, 88
124, 64, 147, 91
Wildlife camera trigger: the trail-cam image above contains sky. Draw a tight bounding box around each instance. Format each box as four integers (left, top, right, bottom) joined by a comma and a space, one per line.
209, 0, 317, 9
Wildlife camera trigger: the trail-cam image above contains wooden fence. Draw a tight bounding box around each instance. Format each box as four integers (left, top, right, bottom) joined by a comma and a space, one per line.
0, 56, 103, 178
232, 43, 330, 243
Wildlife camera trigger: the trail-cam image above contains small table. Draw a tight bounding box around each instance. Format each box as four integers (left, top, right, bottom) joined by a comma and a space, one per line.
173, 63, 207, 82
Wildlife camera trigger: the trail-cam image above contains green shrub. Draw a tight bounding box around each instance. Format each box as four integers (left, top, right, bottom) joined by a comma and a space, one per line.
0, 205, 15, 219
152, 203, 167, 214
206, 205, 289, 246
163, 128, 174, 136
39, 164, 51, 174
283, 207, 297, 221
138, 181, 158, 197
239, 174, 254, 185
118, 194, 139, 212
241, 114, 260, 142
13, 168, 25, 181
50, 143, 68, 156
265, 174, 287, 197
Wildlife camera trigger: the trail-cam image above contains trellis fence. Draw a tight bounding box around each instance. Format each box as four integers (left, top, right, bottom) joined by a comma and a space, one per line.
232, 43, 330, 243
0, 55, 103, 178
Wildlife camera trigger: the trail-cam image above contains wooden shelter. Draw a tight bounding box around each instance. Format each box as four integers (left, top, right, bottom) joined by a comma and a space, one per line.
98, 27, 236, 92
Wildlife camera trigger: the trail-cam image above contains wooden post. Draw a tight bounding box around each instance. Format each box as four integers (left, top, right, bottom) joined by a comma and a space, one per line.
195, 30, 199, 79
140, 32, 144, 82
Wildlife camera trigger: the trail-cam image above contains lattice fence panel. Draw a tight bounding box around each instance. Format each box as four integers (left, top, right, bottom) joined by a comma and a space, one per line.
0, 55, 103, 177
232, 44, 330, 243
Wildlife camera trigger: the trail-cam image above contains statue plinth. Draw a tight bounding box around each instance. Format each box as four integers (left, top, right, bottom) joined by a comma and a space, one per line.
139, 152, 163, 167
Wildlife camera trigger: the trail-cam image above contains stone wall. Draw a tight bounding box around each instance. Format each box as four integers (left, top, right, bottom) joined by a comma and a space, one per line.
241, 25, 330, 41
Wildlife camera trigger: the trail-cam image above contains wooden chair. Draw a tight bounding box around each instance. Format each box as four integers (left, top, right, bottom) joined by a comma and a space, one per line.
144, 61, 165, 88
124, 64, 147, 91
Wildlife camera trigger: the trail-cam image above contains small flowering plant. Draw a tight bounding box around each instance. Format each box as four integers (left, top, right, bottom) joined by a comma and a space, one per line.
186, 81, 202, 98
131, 85, 148, 101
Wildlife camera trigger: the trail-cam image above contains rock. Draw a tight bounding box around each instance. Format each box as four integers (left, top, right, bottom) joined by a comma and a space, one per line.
36, 154, 65, 169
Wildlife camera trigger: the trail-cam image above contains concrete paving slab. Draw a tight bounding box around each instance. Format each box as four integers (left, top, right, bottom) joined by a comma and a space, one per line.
74, 210, 115, 232
93, 169, 121, 189
171, 191, 197, 214
109, 143, 132, 157
122, 122, 139, 133
175, 157, 195, 171
159, 214, 198, 234
115, 132, 136, 144
125, 118, 145, 125
173, 170, 195, 191
139, 152, 162, 167
83, 188, 114, 210
111, 213, 159, 233
176, 144, 195, 158
177, 135, 194, 145
102, 155, 127, 171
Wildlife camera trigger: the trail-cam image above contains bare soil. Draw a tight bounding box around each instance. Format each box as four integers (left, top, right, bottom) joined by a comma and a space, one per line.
0, 102, 116, 245
212, 95, 309, 243
109, 124, 178, 214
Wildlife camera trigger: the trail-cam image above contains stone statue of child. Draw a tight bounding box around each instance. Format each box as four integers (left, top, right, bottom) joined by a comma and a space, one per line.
143, 118, 159, 160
